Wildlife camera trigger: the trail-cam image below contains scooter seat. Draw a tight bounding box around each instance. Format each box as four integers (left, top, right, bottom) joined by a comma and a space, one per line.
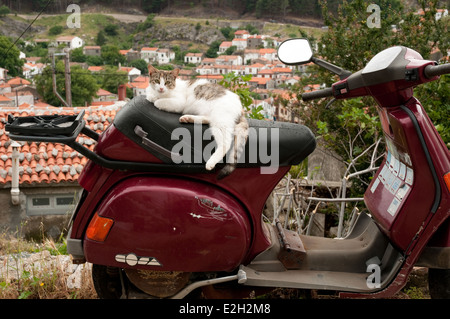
113, 96, 316, 169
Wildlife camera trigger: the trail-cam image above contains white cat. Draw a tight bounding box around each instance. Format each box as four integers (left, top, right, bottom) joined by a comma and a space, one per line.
146, 65, 248, 178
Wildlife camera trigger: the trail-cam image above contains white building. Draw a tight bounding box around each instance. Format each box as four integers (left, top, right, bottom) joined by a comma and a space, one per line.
218, 41, 233, 54
0, 67, 8, 81
140, 47, 158, 63
232, 38, 248, 51
184, 53, 203, 65
157, 49, 175, 64
55, 36, 84, 50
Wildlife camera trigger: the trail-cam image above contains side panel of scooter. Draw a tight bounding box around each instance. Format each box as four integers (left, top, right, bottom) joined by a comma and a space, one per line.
365, 100, 450, 251
83, 176, 252, 272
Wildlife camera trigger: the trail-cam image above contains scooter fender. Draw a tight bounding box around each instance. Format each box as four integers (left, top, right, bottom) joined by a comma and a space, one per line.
83, 176, 252, 272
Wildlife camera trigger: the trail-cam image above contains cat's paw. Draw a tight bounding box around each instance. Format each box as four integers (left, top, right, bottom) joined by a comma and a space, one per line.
205, 159, 216, 171
146, 95, 156, 103
179, 115, 192, 123
154, 99, 164, 110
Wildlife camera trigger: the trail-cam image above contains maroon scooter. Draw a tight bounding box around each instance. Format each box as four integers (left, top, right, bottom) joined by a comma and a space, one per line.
5, 39, 449, 299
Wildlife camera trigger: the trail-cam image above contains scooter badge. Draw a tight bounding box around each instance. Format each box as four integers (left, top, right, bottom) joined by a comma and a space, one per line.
115, 253, 162, 267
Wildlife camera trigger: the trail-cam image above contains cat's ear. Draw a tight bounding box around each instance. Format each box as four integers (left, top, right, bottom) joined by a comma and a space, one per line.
148, 65, 158, 74
172, 68, 180, 77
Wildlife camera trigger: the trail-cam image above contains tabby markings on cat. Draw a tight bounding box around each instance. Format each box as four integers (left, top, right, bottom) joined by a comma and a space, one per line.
146, 65, 249, 178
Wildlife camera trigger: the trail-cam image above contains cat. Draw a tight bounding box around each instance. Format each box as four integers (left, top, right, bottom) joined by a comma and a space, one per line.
146, 65, 248, 178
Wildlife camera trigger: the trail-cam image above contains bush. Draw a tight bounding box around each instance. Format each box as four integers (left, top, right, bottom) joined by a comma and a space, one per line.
49, 26, 63, 36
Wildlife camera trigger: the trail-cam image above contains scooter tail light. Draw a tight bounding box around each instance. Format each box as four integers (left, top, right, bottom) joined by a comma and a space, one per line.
86, 213, 114, 242
444, 172, 450, 194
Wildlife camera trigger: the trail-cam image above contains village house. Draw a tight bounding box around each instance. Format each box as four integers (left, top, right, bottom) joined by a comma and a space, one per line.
0, 94, 13, 107
83, 46, 101, 56
247, 35, 263, 49
0, 83, 11, 95
94, 88, 118, 102
4, 91, 35, 107
201, 58, 216, 66
0, 67, 8, 81
22, 62, 45, 79
234, 30, 250, 39
7, 77, 31, 89
215, 55, 243, 66
140, 47, 158, 63
178, 69, 196, 81
245, 63, 265, 76
218, 41, 233, 54
55, 36, 83, 50
157, 49, 175, 64
195, 74, 223, 84
195, 64, 212, 76
118, 65, 141, 82
184, 53, 203, 65
249, 77, 275, 90
131, 76, 150, 97
87, 66, 104, 73
243, 49, 260, 64
232, 38, 248, 51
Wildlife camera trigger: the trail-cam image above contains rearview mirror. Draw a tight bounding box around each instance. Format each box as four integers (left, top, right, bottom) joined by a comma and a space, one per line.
277, 38, 313, 65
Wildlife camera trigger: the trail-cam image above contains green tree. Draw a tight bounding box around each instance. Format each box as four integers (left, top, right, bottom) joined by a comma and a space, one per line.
0, 35, 24, 77
70, 47, 87, 63
130, 59, 149, 75
35, 62, 99, 107
205, 40, 221, 58
96, 31, 107, 46
104, 24, 119, 36
49, 25, 63, 36
97, 65, 128, 94
101, 45, 126, 66
0, 5, 10, 16
295, 0, 449, 195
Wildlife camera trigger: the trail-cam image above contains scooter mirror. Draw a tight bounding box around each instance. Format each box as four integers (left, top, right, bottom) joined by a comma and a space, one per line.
277, 38, 313, 65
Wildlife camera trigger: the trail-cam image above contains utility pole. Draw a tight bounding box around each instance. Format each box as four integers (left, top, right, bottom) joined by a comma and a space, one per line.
64, 48, 72, 107
49, 48, 72, 107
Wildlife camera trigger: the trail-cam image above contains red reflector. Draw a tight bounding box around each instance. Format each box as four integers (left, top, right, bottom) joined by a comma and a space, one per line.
86, 213, 114, 242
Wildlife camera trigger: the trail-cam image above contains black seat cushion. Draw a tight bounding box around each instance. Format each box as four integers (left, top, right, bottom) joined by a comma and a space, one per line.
113, 96, 316, 168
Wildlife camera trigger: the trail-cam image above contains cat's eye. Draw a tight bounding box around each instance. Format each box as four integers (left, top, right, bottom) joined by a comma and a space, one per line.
154, 79, 160, 84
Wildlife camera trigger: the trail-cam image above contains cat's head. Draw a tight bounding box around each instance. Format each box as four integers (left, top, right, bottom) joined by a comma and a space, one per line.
148, 65, 180, 94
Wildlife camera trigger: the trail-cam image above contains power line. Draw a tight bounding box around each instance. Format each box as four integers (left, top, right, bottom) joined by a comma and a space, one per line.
3, 0, 53, 57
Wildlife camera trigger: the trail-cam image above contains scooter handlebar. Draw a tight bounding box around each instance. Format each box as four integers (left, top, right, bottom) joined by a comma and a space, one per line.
301, 87, 334, 101
424, 63, 450, 78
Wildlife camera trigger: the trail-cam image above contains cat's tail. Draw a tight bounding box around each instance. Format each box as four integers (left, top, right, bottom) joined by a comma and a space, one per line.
217, 113, 249, 179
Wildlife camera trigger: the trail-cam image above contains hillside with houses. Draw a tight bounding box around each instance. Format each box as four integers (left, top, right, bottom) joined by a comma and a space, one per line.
0, 25, 320, 122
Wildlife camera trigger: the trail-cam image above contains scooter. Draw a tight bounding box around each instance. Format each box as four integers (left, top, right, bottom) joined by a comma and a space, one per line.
5, 38, 449, 299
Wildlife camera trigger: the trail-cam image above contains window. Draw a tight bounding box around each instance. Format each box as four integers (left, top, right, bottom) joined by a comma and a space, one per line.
27, 193, 78, 216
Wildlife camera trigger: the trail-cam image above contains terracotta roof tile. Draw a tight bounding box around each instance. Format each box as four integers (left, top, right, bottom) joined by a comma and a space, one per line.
0, 102, 125, 186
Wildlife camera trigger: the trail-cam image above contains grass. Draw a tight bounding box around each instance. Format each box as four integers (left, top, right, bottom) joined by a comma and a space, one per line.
0, 231, 97, 299
0, 229, 431, 299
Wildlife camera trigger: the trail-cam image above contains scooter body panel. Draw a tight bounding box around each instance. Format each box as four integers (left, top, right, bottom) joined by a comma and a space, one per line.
365, 97, 450, 251
83, 176, 252, 272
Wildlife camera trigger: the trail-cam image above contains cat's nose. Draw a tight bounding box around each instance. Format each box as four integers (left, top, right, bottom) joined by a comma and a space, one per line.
159, 88, 164, 92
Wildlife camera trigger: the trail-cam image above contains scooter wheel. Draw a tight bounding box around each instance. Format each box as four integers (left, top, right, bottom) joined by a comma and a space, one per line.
92, 264, 123, 299
428, 268, 450, 299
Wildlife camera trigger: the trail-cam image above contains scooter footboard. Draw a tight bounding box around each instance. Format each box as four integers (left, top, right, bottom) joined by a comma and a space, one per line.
82, 176, 252, 272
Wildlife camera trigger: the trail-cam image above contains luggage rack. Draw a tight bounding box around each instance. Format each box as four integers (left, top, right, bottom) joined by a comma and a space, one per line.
5, 111, 207, 174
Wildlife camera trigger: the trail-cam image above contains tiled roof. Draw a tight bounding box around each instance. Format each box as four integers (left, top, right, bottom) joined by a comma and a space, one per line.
0, 103, 125, 186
